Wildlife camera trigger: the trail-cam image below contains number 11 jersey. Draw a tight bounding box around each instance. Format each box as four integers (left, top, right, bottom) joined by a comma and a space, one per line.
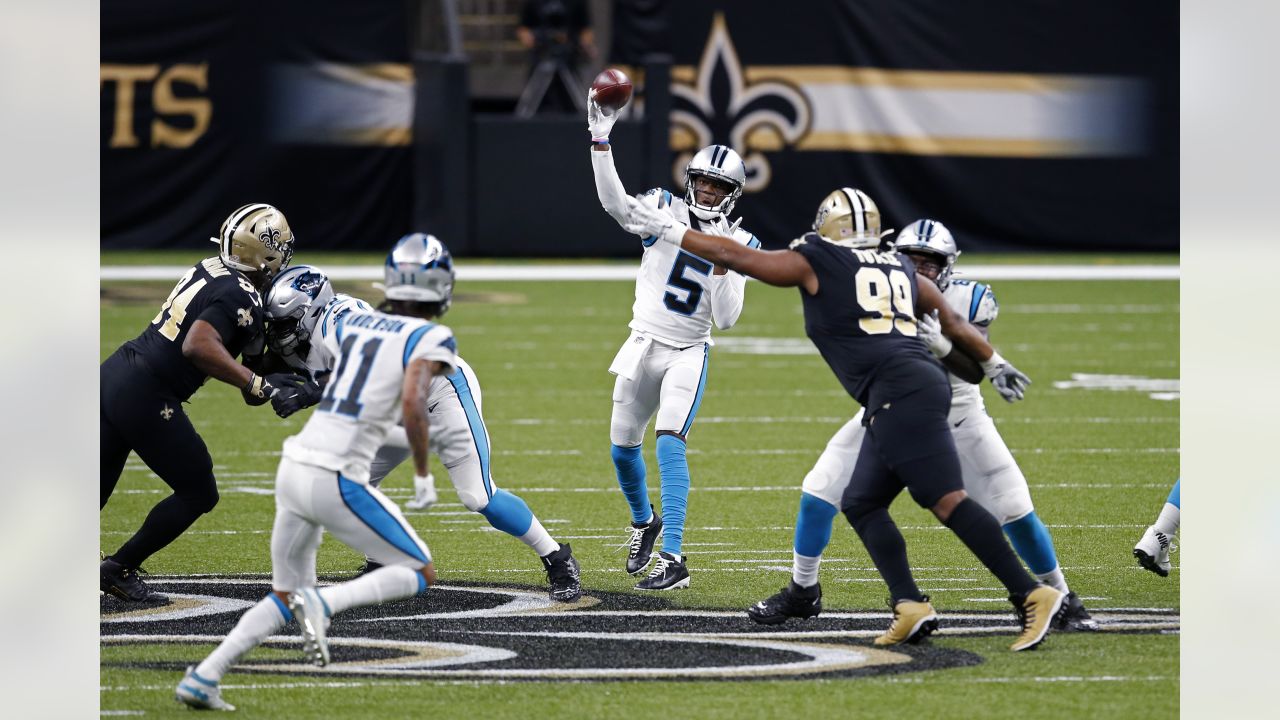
283, 309, 457, 483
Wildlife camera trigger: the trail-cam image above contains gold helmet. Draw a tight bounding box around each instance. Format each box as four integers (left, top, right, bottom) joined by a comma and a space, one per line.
812, 187, 890, 249
210, 203, 296, 287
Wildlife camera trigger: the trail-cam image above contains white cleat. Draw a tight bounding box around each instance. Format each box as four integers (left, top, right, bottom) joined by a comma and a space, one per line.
406, 473, 438, 511
288, 587, 332, 667
1133, 525, 1173, 577
175, 665, 235, 711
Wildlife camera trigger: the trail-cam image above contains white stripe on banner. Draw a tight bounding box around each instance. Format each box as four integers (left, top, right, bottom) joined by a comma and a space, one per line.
102, 264, 1179, 282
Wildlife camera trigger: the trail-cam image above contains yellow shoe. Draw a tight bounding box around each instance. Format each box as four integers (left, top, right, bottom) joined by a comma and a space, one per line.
1010, 585, 1066, 652
874, 596, 939, 646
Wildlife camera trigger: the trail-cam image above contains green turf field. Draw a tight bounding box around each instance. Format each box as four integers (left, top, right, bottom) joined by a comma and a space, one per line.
100, 256, 1179, 718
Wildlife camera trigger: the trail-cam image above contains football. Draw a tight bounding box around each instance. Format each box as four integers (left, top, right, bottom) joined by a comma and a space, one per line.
591, 68, 633, 111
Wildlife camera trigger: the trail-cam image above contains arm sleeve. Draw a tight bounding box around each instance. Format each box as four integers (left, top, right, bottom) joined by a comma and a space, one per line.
198, 287, 254, 347
710, 270, 747, 330
590, 146, 632, 224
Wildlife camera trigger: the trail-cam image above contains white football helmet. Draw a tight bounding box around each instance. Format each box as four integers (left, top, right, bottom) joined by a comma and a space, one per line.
683, 144, 746, 220
384, 233, 455, 315
264, 264, 336, 359
894, 219, 960, 290
210, 203, 295, 288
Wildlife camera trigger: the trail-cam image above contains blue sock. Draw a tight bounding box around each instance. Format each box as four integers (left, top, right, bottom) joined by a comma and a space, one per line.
794, 493, 838, 557
656, 434, 690, 556
479, 489, 534, 537
1002, 511, 1059, 576
611, 444, 650, 523
1167, 478, 1180, 508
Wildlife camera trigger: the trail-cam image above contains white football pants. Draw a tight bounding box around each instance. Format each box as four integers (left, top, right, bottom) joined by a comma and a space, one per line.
802, 408, 1035, 524
271, 456, 432, 592
610, 339, 709, 446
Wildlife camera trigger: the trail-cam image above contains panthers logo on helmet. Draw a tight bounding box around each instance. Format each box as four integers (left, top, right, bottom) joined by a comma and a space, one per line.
290, 271, 328, 298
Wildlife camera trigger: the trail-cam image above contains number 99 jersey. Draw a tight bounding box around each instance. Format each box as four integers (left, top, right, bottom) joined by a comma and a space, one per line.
629, 188, 759, 346
790, 232, 938, 407
283, 309, 457, 483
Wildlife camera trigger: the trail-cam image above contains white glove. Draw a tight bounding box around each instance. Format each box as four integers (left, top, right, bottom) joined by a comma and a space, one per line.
587, 93, 617, 143
705, 215, 742, 238
917, 310, 953, 358
405, 473, 437, 511
623, 195, 688, 246
980, 352, 1032, 403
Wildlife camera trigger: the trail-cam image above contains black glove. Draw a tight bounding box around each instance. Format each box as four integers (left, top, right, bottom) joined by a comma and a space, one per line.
270, 375, 323, 418
242, 371, 305, 407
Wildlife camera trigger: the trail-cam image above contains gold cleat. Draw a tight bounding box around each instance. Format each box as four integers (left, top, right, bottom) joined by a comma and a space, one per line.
1010, 585, 1066, 652
874, 596, 939, 646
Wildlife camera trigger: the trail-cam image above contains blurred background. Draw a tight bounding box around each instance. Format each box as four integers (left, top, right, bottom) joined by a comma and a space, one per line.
101, 0, 1177, 258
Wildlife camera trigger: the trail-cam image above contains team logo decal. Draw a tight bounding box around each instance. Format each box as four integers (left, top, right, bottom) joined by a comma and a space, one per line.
160, 405, 174, 421
236, 307, 254, 327
670, 12, 812, 194
102, 579, 1178, 683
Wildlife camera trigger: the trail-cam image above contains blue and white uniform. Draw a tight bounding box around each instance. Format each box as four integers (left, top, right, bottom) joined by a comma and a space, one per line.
273, 308, 456, 591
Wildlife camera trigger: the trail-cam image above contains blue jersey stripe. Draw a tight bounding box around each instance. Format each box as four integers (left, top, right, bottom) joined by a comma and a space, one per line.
969, 283, 987, 322
402, 323, 435, 367
446, 367, 494, 498
747, 235, 761, 249
679, 344, 711, 436
337, 475, 430, 564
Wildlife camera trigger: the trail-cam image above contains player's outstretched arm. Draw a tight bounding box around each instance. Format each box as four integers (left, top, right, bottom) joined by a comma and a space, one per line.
403, 358, 447, 479
916, 278, 1030, 401
623, 196, 818, 291
587, 96, 630, 223
917, 311, 984, 384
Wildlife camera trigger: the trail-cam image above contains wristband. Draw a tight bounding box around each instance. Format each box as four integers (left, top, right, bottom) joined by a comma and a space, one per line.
243, 372, 265, 398
979, 351, 1006, 378
592, 138, 610, 145
659, 222, 689, 247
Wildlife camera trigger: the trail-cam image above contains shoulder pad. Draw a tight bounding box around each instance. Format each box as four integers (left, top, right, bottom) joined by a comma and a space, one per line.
950, 281, 999, 326
971, 284, 999, 326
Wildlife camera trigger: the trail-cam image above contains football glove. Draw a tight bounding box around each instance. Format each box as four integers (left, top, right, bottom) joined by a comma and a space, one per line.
981, 353, 1031, 403
269, 375, 323, 418
587, 93, 618, 143
623, 196, 688, 246
917, 310, 953, 358
705, 215, 742, 238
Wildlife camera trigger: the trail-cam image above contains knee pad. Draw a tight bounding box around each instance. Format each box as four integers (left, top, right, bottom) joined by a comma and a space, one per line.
457, 485, 491, 512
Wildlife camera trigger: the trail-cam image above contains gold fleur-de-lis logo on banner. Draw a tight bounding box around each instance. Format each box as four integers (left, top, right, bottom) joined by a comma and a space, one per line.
670, 12, 811, 194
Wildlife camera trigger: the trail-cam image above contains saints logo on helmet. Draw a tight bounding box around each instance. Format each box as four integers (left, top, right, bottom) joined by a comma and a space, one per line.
264, 265, 336, 360
384, 233, 455, 315
893, 219, 961, 290
683, 145, 747, 220
211, 203, 296, 289
813, 188, 890, 249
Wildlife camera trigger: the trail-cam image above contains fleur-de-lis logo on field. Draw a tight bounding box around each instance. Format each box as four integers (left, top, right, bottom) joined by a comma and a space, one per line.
671, 12, 811, 193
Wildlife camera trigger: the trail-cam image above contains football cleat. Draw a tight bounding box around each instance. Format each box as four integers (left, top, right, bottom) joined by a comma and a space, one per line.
874, 596, 938, 646
288, 587, 332, 667
405, 473, 438, 511
1055, 590, 1100, 632
747, 581, 822, 625
354, 559, 384, 577
175, 665, 235, 711
100, 557, 166, 603
1010, 585, 1066, 652
622, 508, 663, 575
635, 551, 689, 591
1133, 525, 1173, 577
541, 543, 582, 602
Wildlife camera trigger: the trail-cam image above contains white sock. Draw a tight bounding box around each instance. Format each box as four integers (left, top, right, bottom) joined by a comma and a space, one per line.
1154, 502, 1180, 536
318, 565, 423, 615
520, 517, 561, 557
792, 551, 822, 588
1035, 567, 1069, 594
196, 595, 290, 682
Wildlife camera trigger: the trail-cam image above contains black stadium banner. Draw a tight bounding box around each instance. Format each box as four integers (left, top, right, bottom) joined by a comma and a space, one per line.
103, 1, 1176, 254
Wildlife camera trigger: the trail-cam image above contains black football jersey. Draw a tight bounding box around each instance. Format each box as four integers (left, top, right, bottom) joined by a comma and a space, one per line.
125, 257, 265, 401
791, 232, 938, 406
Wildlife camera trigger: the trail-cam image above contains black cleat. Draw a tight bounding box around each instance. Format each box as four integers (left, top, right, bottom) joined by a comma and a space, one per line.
748, 580, 823, 625
541, 543, 582, 602
1055, 590, 1100, 632
634, 551, 689, 591
100, 557, 165, 603
355, 558, 384, 577
622, 507, 663, 576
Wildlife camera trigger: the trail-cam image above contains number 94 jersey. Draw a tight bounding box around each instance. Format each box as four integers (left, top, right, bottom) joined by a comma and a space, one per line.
283, 310, 458, 483
629, 188, 759, 346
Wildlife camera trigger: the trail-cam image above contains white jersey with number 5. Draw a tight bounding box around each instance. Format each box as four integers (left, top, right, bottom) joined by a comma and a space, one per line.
629, 188, 760, 346
283, 309, 457, 482
943, 278, 999, 421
